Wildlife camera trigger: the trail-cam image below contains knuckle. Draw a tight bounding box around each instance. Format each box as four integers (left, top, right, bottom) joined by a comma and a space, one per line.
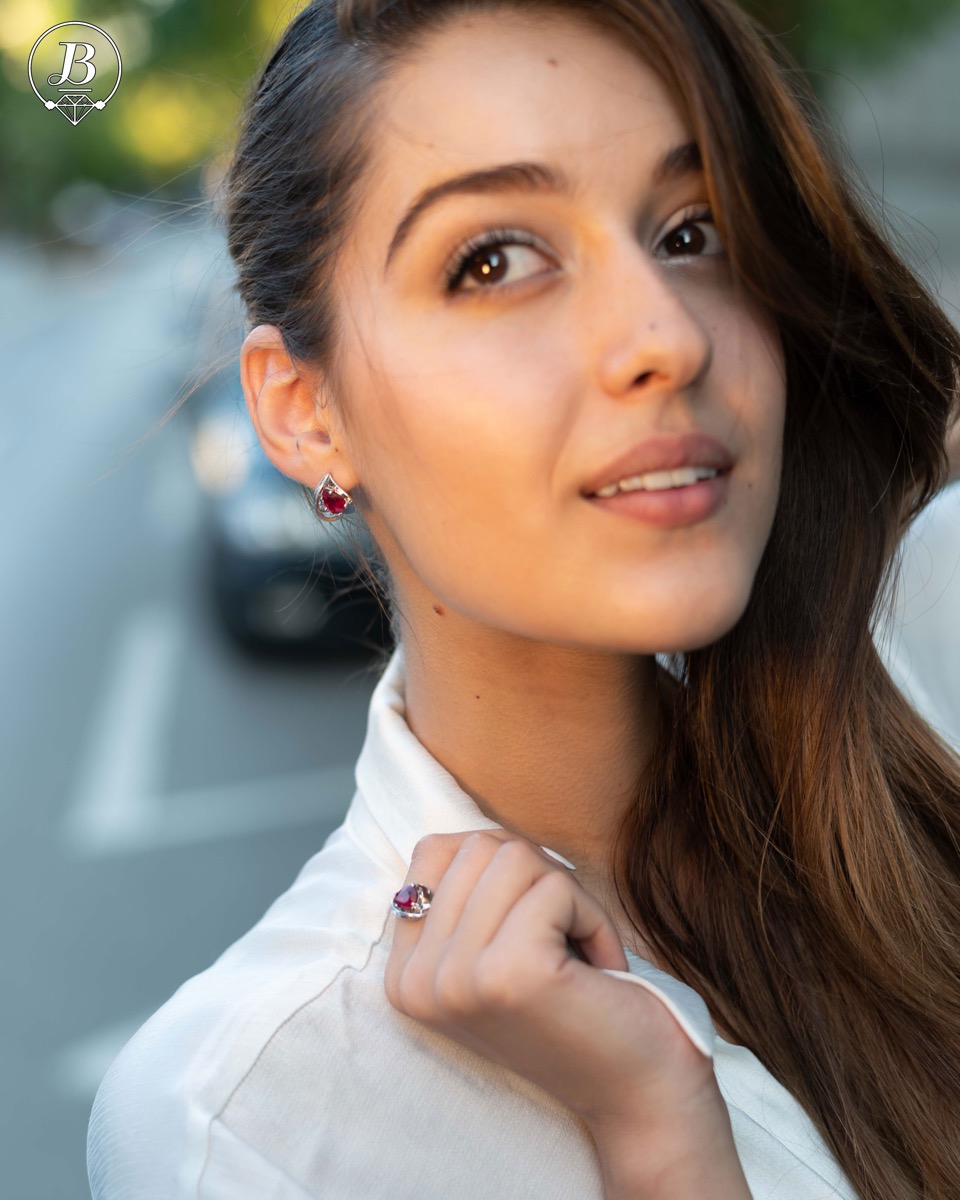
411, 832, 449, 858
461, 831, 494, 854
529, 871, 580, 934
496, 837, 539, 866
433, 959, 476, 1016
395, 966, 436, 1022
474, 951, 523, 1010
534, 867, 570, 900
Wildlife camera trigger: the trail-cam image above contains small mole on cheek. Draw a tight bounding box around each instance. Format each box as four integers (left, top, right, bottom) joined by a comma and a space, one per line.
546, 57, 558, 66
475, 694, 480, 700
432, 603, 445, 616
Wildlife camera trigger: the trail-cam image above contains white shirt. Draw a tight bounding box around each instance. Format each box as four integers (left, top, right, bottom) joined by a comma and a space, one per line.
89, 651, 863, 1200
87, 487, 959, 1200
878, 486, 960, 750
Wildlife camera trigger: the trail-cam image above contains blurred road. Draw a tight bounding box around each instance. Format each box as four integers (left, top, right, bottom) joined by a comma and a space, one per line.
0, 216, 382, 1199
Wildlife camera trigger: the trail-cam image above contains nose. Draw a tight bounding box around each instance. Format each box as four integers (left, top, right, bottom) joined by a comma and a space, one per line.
587, 242, 713, 401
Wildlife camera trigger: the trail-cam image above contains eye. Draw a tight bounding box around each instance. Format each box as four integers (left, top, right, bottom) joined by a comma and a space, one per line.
444, 228, 554, 294
656, 209, 725, 260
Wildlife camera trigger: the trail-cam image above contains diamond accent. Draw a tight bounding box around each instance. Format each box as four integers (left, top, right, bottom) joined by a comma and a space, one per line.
51, 93, 96, 125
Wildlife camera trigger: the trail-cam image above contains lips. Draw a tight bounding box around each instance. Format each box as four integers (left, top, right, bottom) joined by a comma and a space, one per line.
582, 433, 734, 496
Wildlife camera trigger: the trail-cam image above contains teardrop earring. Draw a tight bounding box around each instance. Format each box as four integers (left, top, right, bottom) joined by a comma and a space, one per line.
312, 473, 354, 521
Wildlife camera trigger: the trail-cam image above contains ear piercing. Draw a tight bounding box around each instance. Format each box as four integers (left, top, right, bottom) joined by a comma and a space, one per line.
312, 473, 354, 521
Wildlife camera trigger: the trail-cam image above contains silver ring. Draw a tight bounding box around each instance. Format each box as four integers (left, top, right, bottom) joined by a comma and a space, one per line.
391, 883, 433, 920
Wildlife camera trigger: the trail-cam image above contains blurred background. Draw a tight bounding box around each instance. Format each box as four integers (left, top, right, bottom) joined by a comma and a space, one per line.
1, 1, 958, 1195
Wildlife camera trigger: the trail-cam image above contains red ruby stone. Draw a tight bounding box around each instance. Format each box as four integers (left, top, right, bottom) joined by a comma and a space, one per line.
393, 884, 419, 910
321, 487, 347, 514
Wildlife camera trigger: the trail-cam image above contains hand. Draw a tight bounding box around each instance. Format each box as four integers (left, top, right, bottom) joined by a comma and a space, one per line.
383, 831, 730, 1155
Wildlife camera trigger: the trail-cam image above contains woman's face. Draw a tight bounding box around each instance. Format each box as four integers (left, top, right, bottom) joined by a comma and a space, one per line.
328, 8, 786, 653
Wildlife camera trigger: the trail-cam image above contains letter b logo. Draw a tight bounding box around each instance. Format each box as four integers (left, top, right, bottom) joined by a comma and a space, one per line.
28, 23, 122, 125
48, 42, 98, 89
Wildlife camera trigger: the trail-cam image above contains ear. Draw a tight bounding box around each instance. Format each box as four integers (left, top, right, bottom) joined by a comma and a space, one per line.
239, 324, 359, 492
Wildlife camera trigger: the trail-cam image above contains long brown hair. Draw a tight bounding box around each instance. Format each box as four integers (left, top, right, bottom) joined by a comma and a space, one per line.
221, 1, 960, 1194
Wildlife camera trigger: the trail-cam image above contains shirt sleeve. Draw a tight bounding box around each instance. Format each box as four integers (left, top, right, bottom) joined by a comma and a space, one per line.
876, 483, 960, 750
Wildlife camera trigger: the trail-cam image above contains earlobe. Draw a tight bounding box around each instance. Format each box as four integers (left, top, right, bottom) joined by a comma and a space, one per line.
240, 323, 354, 490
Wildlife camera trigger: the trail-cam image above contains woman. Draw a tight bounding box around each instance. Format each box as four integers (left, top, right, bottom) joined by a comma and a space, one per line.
88, 0, 960, 1196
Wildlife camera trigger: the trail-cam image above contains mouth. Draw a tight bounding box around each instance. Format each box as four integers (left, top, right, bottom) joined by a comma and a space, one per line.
581, 432, 734, 496
586, 465, 727, 498
583, 465, 732, 528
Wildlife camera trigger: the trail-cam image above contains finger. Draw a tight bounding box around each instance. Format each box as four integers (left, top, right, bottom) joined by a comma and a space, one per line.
387, 831, 514, 975
408, 832, 518, 957
386, 832, 569, 1003
392, 830, 560, 950
491, 868, 629, 976
444, 837, 566, 962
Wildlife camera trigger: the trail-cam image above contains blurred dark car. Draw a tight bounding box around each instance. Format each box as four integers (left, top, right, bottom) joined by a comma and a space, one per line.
187, 368, 393, 655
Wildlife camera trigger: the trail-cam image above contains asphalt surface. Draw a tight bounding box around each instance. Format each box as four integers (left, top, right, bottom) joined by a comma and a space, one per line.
0, 217, 383, 1199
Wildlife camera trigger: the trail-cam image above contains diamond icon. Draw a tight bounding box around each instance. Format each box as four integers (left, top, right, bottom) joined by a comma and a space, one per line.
28, 23, 122, 126
53, 93, 95, 125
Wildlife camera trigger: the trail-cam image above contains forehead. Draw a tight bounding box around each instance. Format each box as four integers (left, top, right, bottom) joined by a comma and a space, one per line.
365, 9, 688, 197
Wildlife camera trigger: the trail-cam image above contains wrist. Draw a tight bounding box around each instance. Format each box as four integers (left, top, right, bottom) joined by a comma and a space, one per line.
587, 1082, 752, 1200
593, 1138, 751, 1200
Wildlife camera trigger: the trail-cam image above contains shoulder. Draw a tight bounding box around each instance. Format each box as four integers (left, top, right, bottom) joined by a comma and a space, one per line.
880, 485, 960, 749
87, 813, 396, 1199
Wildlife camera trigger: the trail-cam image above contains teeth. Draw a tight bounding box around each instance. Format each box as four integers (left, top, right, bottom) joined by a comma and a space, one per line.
594, 467, 719, 497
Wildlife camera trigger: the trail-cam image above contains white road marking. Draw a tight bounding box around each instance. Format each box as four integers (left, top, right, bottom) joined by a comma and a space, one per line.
61, 604, 355, 857
62, 604, 179, 853
51, 1014, 150, 1101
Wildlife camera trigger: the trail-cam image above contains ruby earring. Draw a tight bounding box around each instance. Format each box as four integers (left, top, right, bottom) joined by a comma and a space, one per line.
312, 473, 354, 521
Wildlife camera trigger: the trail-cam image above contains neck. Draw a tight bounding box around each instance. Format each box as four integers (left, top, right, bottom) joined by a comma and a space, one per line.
398, 602, 661, 885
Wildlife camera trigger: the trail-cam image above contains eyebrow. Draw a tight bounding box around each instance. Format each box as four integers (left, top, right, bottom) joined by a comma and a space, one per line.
383, 139, 703, 274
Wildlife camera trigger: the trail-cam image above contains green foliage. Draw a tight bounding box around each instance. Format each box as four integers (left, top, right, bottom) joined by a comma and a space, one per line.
1, 0, 958, 238
740, 0, 960, 73
0, 0, 295, 236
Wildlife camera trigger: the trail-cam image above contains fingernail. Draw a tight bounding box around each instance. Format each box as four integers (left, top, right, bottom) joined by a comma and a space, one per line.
538, 845, 577, 870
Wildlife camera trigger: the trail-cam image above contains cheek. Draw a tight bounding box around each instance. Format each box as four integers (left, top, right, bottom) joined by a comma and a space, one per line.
731, 334, 787, 605
356, 311, 574, 496
756, 340, 787, 511
721, 312, 786, 495
343, 314, 577, 600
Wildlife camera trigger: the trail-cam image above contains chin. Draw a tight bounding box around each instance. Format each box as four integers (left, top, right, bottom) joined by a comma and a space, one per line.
659, 589, 754, 654
605, 570, 757, 656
